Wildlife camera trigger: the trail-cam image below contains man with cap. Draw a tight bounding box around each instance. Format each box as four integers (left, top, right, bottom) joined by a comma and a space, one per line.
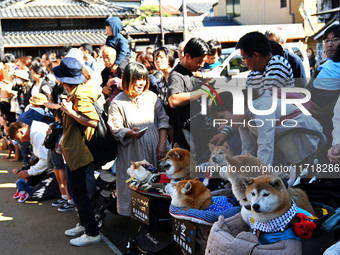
17, 93, 53, 126
17, 93, 53, 163
52, 56, 101, 246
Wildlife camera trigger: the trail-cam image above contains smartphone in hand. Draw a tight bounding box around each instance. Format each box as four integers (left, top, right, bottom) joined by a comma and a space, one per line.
138, 127, 148, 133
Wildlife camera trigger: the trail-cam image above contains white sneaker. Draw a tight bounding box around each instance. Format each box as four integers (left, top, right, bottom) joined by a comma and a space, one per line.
65, 223, 85, 237
70, 234, 101, 246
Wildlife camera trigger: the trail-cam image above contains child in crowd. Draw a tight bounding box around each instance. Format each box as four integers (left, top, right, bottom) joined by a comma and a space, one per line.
48, 109, 74, 212
105, 16, 131, 77
201, 39, 222, 71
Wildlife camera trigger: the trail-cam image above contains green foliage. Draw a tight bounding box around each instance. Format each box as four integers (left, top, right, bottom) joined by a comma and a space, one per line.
139, 5, 172, 17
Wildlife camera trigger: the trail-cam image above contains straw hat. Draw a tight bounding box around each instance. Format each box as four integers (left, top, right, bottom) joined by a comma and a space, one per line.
14, 70, 30, 81
29, 93, 49, 106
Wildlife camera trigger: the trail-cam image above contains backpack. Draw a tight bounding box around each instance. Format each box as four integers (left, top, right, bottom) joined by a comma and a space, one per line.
84, 98, 117, 167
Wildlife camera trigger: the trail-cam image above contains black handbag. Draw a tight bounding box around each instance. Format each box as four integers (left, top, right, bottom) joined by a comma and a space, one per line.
84, 99, 117, 167
43, 122, 63, 150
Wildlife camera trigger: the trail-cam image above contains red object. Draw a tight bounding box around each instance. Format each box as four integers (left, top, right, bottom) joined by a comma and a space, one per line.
13, 191, 20, 199
159, 174, 171, 183
293, 213, 316, 239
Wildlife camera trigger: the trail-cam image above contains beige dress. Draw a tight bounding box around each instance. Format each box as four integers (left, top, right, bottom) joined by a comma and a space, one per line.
108, 90, 170, 216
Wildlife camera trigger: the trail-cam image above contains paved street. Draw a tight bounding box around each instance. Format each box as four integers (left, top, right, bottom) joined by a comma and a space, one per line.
0, 150, 117, 255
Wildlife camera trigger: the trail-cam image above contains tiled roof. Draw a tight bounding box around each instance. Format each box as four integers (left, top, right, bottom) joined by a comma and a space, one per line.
188, 23, 306, 43
186, 3, 215, 14
125, 16, 239, 34
0, 0, 137, 18
3, 29, 107, 47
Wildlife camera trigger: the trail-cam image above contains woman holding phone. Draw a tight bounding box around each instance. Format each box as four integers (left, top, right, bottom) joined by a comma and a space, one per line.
108, 62, 170, 216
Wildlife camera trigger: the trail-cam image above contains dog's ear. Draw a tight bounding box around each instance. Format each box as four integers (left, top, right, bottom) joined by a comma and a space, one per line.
131, 161, 136, 168
174, 143, 180, 149
174, 151, 181, 159
208, 143, 215, 152
269, 178, 282, 189
181, 181, 192, 194
223, 141, 231, 150
224, 154, 234, 165
136, 162, 142, 170
275, 172, 290, 188
243, 177, 254, 187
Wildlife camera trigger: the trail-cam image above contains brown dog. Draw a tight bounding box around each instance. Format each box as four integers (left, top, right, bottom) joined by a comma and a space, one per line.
243, 175, 315, 222
159, 143, 196, 180
171, 178, 212, 210
208, 142, 233, 168
219, 154, 268, 205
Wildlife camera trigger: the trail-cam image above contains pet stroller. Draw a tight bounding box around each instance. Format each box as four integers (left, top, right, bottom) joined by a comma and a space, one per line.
128, 181, 182, 254
273, 127, 328, 183
91, 166, 118, 227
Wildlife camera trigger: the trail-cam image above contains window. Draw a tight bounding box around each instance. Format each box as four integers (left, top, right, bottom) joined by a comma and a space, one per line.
229, 55, 249, 72
280, 0, 287, 8
226, 0, 240, 17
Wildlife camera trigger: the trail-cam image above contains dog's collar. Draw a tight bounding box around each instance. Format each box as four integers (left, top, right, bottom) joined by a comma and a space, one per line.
171, 168, 191, 182
172, 175, 190, 182
249, 199, 297, 234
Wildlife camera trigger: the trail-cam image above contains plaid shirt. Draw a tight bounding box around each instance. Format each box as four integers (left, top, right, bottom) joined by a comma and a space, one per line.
249, 199, 297, 234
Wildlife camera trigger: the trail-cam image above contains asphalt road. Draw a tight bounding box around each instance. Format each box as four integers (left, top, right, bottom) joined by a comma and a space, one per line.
0, 150, 117, 255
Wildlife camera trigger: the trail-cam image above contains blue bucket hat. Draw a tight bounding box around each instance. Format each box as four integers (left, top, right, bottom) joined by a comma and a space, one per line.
52, 57, 86, 85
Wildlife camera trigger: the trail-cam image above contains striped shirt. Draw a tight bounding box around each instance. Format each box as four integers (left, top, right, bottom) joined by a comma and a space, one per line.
246, 55, 294, 94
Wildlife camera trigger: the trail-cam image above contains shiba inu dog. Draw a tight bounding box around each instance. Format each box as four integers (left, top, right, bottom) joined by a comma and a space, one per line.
159, 144, 197, 195
159, 143, 195, 181
171, 178, 212, 210
243, 175, 315, 222
208, 142, 233, 169
219, 154, 269, 206
126, 160, 157, 182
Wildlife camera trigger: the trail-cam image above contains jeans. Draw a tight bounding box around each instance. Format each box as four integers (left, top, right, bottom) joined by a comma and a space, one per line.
17, 141, 30, 163
65, 163, 98, 236
16, 179, 32, 193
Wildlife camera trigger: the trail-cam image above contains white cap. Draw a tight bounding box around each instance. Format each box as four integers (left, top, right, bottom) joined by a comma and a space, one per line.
65, 48, 84, 64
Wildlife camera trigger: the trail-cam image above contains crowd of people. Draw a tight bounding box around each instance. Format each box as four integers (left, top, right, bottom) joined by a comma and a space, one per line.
0, 16, 339, 250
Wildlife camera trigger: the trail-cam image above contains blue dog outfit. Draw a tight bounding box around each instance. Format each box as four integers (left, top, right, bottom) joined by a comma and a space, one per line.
249, 199, 313, 244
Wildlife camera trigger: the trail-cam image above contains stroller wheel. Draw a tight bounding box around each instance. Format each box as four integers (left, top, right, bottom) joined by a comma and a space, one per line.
95, 212, 105, 228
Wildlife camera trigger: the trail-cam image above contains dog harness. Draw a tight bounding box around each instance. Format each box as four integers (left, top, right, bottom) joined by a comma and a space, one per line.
249, 199, 297, 234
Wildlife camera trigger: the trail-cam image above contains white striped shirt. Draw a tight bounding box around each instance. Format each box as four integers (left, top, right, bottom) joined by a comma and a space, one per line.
246, 55, 294, 94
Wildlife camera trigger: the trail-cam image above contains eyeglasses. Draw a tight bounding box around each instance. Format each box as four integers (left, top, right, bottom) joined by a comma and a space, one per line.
241, 55, 251, 62
322, 37, 339, 44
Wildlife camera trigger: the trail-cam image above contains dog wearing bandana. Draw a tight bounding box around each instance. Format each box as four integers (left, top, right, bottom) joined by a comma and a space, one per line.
243, 175, 316, 244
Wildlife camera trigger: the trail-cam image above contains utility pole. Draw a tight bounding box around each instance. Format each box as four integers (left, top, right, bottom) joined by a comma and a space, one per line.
183, 0, 187, 41
0, 18, 4, 60
159, 0, 165, 46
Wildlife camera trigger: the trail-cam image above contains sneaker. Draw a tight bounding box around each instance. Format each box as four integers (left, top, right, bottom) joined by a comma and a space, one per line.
13, 191, 20, 199
65, 223, 85, 237
58, 202, 75, 212
52, 198, 67, 207
18, 192, 29, 203
70, 234, 101, 247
